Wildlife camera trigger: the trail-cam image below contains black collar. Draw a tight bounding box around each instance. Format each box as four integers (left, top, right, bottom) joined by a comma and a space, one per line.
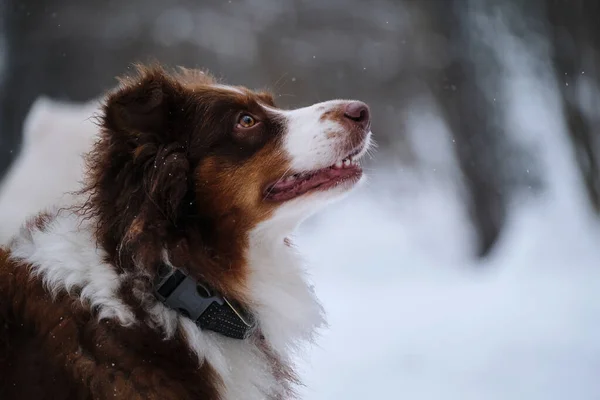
153, 264, 254, 340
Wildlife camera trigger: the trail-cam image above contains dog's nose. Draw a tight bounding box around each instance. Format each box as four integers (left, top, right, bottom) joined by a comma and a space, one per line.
343, 101, 371, 131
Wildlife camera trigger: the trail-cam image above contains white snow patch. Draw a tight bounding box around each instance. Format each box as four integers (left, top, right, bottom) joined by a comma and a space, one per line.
0, 97, 100, 244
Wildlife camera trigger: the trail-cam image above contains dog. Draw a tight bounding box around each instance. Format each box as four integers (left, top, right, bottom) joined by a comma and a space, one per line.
0, 64, 373, 399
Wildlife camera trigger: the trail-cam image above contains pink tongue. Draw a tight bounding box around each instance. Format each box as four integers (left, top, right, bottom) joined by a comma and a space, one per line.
266, 166, 361, 201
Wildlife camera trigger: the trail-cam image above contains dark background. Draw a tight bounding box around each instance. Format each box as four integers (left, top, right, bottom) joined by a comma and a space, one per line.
0, 0, 598, 259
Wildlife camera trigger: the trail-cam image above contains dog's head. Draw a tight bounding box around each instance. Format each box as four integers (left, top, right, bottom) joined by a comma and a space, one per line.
85, 64, 372, 295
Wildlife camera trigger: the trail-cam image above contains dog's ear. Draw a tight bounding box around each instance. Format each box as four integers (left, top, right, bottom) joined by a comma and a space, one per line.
104, 65, 181, 137
86, 65, 194, 266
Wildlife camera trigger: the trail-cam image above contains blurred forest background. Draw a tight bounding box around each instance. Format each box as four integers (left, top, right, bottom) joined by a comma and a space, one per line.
0, 0, 599, 259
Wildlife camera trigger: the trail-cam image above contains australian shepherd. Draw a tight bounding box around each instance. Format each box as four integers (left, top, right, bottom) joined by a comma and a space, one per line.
0, 64, 373, 399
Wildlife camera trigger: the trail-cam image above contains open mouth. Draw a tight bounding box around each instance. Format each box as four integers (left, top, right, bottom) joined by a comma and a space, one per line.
264, 147, 365, 202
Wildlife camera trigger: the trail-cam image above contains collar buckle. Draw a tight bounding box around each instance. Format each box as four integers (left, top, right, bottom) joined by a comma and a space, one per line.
154, 266, 254, 340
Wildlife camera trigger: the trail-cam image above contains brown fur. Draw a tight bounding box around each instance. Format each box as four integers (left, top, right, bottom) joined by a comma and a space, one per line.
0, 246, 223, 400
80, 64, 290, 299
0, 64, 296, 399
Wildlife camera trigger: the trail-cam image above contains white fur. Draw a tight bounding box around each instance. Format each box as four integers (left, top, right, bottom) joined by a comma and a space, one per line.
247, 225, 325, 355
9, 210, 135, 325
264, 100, 372, 172
206, 224, 326, 399
213, 83, 247, 95
261, 100, 374, 224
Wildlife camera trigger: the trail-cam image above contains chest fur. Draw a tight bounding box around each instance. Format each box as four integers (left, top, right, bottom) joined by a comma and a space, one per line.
4, 211, 324, 399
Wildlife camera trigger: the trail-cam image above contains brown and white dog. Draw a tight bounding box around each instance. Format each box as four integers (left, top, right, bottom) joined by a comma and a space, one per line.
0, 64, 373, 399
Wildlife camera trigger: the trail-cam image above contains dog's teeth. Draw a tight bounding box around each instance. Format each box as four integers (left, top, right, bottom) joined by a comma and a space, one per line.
334, 161, 343, 168
342, 158, 351, 167
284, 176, 295, 182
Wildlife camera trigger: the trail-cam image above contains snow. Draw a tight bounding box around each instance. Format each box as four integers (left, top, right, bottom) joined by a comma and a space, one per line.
296, 176, 600, 400
0, 96, 99, 244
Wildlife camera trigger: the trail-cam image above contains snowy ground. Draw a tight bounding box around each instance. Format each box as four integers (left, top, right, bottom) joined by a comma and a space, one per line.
296, 173, 600, 400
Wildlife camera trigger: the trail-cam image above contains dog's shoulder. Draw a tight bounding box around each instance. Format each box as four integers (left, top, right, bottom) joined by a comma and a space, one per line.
0, 212, 222, 399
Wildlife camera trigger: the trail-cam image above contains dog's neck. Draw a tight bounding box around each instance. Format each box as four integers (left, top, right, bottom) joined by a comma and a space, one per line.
9, 208, 324, 399
245, 224, 325, 354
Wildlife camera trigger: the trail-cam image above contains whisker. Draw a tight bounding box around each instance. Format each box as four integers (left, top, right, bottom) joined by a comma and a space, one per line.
262, 165, 293, 201
272, 72, 289, 92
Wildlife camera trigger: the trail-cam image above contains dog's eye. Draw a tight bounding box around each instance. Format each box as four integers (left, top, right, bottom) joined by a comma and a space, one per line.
238, 114, 256, 128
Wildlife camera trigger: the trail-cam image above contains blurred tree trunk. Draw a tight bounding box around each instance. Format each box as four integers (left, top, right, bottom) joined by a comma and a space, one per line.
546, 0, 600, 212
0, 0, 96, 181
0, 0, 21, 179
424, 1, 508, 258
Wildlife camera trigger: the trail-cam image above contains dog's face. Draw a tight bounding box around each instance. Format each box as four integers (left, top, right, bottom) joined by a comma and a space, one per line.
88, 65, 372, 291
193, 90, 373, 232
